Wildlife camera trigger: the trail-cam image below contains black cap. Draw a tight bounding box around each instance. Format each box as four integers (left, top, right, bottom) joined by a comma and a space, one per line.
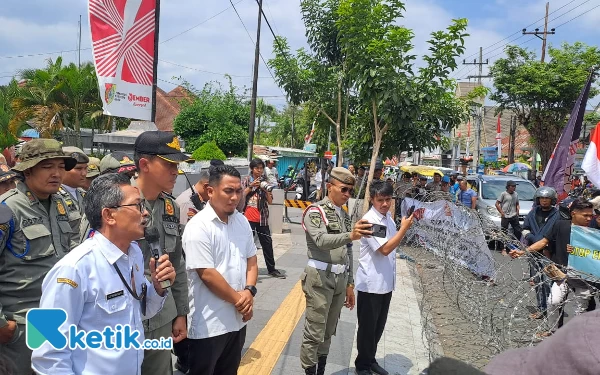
134, 131, 193, 163
506, 180, 517, 187
419, 175, 428, 180
210, 159, 225, 167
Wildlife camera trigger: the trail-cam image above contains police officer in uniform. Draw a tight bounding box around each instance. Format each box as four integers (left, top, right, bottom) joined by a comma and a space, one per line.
301, 167, 373, 375
59, 146, 89, 234
134, 131, 190, 375
83, 156, 100, 190
0, 139, 78, 375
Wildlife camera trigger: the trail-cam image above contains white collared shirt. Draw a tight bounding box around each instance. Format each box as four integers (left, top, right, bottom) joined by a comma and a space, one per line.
356, 206, 397, 294
183, 202, 257, 339
61, 184, 79, 201
31, 232, 167, 375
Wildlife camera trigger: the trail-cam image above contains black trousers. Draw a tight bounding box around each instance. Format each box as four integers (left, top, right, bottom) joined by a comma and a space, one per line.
497, 216, 522, 251
355, 291, 392, 371
188, 326, 247, 375
249, 221, 276, 273
173, 337, 190, 370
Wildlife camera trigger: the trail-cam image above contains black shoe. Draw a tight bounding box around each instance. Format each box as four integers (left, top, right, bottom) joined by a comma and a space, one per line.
269, 269, 286, 279
370, 362, 389, 375
356, 370, 373, 375
317, 355, 327, 375
305, 365, 317, 375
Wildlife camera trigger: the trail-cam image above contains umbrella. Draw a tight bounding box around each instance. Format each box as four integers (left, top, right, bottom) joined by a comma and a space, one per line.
400, 165, 444, 177
502, 162, 531, 173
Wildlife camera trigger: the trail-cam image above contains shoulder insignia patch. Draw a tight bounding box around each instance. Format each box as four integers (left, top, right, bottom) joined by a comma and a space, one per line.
57, 278, 78, 288
187, 207, 198, 220
56, 201, 66, 215
165, 198, 175, 216
310, 212, 322, 227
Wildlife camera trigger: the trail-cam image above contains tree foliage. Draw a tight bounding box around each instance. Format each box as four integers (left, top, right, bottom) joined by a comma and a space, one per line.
337, 0, 468, 205
490, 42, 600, 167
173, 79, 249, 157
191, 140, 226, 161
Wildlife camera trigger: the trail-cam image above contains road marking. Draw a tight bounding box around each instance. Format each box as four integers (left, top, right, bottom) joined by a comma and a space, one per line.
238, 281, 306, 375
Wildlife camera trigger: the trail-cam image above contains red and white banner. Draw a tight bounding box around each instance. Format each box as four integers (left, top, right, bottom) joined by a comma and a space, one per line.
89, 0, 157, 121
582, 123, 600, 187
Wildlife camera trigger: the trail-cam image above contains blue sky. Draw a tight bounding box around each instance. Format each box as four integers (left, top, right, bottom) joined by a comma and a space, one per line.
0, 0, 598, 109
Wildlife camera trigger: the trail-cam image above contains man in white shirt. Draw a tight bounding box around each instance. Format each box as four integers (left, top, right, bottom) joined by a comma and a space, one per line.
183, 165, 258, 375
176, 171, 210, 226
265, 159, 279, 186
31, 173, 176, 375
355, 180, 413, 375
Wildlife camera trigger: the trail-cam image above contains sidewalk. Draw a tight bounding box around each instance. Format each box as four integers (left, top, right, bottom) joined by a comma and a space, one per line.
174, 207, 431, 375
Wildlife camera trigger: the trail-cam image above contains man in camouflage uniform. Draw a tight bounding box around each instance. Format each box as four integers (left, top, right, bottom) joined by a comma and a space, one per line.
0, 139, 78, 375
301, 167, 373, 375
59, 146, 89, 234
134, 131, 190, 375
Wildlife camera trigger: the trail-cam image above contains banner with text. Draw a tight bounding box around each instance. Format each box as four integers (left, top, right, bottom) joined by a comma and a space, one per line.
568, 225, 600, 279
401, 198, 496, 277
89, 0, 156, 121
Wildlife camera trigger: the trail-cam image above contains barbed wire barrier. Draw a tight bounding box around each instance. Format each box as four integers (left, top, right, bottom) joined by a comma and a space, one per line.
351, 190, 600, 369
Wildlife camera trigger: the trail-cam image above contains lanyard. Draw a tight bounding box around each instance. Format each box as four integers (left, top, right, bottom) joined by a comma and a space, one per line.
113, 263, 147, 316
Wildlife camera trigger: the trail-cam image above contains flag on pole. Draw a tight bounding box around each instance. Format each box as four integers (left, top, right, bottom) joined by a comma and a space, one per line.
582, 123, 600, 186
89, 0, 158, 121
496, 115, 502, 159
542, 70, 595, 199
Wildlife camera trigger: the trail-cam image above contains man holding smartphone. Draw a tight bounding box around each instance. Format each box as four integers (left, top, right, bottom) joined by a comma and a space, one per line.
354, 181, 414, 375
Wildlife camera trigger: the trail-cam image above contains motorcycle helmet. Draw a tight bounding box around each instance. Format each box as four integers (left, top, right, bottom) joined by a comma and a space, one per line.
534, 186, 558, 206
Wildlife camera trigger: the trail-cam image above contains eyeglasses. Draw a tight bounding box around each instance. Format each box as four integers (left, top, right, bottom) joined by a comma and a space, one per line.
331, 184, 353, 194
109, 200, 146, 213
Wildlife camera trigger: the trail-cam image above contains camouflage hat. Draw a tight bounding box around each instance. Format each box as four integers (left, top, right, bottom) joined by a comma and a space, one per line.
100, 152, 136, 174
13, 139, 77, 172
329, 167, 355, 185
0, 163, 17, 183
86, 157, 101, 178
63, 146, 90, 164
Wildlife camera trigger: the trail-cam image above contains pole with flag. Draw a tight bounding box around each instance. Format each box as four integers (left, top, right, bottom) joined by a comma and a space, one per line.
582, 123, 600, 186
88, 0, 160, 122
541, 69, 595, 199
496, 115, 502, 160
466, 121, 470, 157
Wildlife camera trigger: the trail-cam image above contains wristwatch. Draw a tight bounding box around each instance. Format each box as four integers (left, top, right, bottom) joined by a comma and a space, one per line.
244, 285, 257, 297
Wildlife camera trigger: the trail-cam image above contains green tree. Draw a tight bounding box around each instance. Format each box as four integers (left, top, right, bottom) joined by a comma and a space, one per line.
337, 0, 468, 205
490, 42, 600, 167
192, 141, 227, 161
255, 98, 277, 144
269, 0, 352, 166
0, 81, 20, 150
173, 79, 249, 157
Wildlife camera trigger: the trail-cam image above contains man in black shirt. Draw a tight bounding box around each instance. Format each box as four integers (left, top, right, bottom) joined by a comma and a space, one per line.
511, 198, 594, 335
522, 187, 560, 319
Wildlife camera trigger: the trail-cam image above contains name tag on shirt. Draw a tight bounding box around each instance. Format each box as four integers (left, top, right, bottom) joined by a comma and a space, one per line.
106, 290, 124, 300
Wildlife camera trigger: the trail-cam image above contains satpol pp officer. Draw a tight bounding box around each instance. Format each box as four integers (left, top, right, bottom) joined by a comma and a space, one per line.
59, 146, 89, 234
300, 167, 373, 375
0, 139, 78, 375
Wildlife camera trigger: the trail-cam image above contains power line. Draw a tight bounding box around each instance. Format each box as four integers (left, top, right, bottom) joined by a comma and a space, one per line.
554, 3, 600, 28
160, 0, 247, 44
159, 59, 272, 78
461, 0, 578, 61
547, 0, 592, 25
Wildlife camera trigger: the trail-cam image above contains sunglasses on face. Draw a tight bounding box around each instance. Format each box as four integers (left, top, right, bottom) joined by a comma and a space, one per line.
331, 184, 353, 194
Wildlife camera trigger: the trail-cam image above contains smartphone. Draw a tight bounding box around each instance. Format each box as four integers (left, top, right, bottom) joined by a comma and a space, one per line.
371, 223, 387, 238
407, 205, 416, 216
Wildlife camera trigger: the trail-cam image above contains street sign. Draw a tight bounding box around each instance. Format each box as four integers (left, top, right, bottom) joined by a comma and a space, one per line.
324, 151, 333, 160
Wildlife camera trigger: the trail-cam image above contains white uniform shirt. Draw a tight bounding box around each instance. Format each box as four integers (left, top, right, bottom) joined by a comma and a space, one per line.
356, 206, 397, 294
31, 232, 167, 375
183, 202, 257, 339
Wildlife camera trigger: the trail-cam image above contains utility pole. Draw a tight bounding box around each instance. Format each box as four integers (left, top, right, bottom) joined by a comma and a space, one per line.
463, 47, 489, 84
247, 0, 263, 161
78, 15, 82, 70
522, 2, 555, 63
523, 2, 556, 171
463, 47, 489, 172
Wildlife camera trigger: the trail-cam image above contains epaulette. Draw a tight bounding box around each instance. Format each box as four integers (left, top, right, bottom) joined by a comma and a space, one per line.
0, 189, 18, 203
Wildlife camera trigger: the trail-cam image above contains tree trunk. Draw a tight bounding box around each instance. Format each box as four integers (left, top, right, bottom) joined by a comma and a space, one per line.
336, 79, 343, 167
508, 115, 517, 164
362, 101, 388, 213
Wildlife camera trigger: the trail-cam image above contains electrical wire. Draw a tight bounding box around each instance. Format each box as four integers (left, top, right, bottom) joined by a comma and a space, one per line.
553, 3, 600, 29
159, 59, 272, 79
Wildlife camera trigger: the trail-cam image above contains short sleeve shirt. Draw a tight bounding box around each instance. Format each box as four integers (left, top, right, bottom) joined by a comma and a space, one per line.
183, 202, 257, 339
497, 191, 519, 218
356, 207, 396, 294
458, 189, 477, 206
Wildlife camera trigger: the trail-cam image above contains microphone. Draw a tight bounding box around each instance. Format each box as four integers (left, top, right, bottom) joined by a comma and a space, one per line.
144, 226, 171, 289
